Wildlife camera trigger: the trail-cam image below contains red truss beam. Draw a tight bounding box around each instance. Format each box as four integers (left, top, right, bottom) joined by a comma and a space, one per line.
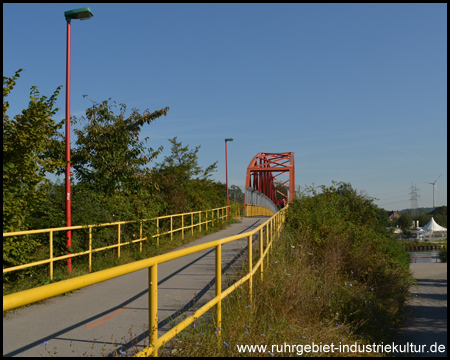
245, 152, 295, 205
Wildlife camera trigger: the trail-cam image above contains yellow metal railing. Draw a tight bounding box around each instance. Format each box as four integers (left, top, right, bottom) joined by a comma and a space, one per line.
3, 207, 232, 280
3, 207, 287, 357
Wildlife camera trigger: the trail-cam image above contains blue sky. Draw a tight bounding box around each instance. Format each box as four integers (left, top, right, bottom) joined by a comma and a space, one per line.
3, 3, 447, 210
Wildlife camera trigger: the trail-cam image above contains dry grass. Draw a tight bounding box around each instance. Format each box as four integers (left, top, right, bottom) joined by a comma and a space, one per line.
166, 218, 413, 357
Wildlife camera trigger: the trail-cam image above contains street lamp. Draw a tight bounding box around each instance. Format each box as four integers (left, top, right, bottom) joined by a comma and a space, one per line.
225, 138, 233, 219
64, 7, 93, 274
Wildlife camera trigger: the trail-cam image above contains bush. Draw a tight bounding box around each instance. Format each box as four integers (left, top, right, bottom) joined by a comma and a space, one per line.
283, 182, 413, 342
172, 182, 415, 357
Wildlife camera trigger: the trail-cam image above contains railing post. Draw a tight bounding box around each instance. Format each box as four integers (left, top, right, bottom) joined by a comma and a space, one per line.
157, 218, 160, 246
140, 220, 143, 252
149, 264, 158, 356
118, 223, 121, 258
248, 234, 252, 303
199, 212, 201, 232
89, 227, 92, 273
182, 215, 184, 240
259, 227, 264, 280
271, 217, 274, 239
170, 216, 173, 242
49, 231, 53, 280
265, 223, 269, 269
191, 213, 194, 236
215, 243, 222, 337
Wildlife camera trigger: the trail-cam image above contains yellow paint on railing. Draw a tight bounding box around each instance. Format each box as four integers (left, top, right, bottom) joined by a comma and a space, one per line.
3, 207, 286, 357
245, 204, 275, 217
3, 207, 230, 280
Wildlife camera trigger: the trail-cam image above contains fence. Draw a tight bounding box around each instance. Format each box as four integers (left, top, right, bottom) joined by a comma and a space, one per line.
245, 187, 278, 214
3, 207, 230, 281
3, 207, 287, 357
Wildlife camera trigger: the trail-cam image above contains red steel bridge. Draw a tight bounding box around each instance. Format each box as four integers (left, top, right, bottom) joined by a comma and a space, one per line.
245, 152, 295, 208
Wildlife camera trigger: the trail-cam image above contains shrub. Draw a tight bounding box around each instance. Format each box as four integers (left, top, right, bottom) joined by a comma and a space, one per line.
283, 182, 413, 342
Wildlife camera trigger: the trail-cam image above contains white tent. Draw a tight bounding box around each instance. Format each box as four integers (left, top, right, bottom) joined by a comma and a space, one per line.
422, 217, 447, 233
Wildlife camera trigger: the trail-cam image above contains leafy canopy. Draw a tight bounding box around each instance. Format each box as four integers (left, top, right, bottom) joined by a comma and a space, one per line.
153, 137, 219, 213
3, 69, 64, 271
3, 69, 64, 232
67, 97, 169, 196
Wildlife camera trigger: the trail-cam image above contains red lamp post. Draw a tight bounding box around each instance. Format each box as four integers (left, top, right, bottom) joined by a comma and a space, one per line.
225, 138, 233, 219
64, 7, 94, 273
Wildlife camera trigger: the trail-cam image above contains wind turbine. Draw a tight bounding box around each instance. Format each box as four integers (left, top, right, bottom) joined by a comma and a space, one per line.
423, 174, 441, 208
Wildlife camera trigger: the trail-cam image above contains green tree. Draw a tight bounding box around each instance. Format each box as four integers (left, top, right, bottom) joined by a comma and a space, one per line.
66, 97, 169, 196
397, 213, 413, 231
430, 206, 447, 228
229, 185, 244, 203
153, 137, 218, 213
413, 214, 431, 229
3, 69, 64, 270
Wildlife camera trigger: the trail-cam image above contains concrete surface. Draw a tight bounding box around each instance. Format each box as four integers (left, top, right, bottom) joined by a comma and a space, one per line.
396, 262, 447, 357
3, 217, 269, 357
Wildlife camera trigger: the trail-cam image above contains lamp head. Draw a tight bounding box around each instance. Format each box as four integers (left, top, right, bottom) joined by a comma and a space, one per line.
65, 7, 94, 22
225, 138, 234, 142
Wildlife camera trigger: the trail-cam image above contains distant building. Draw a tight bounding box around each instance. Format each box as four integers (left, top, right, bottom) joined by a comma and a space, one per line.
388, 210, 400, 221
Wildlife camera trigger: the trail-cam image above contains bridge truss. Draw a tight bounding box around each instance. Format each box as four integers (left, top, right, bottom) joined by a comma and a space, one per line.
245, 152, 295, 206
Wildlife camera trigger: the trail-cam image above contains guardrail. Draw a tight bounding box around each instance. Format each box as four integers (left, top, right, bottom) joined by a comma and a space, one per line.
3, 207, 231, 280
3, 207, 287, 357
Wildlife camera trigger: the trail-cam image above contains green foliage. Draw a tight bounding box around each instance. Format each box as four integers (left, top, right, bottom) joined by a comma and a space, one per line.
284, 182, 413, 341
229, 185, 244, 204
66, 97, 168, 197
3, 69, 64, 273
152, 137, 220, 214
173, 183, 414, 357
397, 213, 412, 231
275, 183, 288, 202
3, 81, 235, 284
393, 207, 447, 231
430, 206, 447, 228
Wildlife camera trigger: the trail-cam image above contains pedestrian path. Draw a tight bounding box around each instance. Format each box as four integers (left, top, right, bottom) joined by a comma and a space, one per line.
3, 216, 268, 357
397, 262, 447, 357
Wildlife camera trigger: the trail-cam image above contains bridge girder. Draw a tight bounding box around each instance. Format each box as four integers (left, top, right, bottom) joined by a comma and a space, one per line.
245, 152, 295, 205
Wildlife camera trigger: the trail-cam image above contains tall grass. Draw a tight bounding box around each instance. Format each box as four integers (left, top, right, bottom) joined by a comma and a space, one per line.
169, 183, 415, 357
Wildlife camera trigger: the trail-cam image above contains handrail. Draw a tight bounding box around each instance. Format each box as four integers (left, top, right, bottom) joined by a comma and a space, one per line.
3, 207, 287, 357
3, 207, 230, 279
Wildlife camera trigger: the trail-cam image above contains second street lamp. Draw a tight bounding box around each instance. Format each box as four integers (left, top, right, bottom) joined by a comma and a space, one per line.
225, 138, 233, 219
64, 7, 94, 274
